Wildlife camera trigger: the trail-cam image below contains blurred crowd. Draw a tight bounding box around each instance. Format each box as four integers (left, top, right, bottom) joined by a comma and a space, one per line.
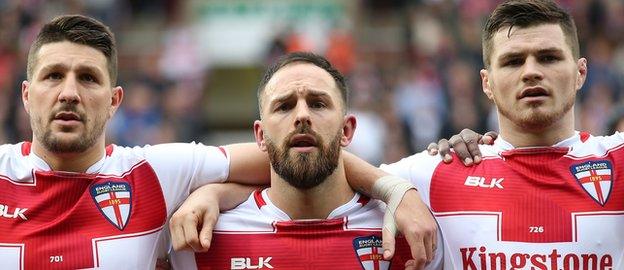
1, 0, 623, 165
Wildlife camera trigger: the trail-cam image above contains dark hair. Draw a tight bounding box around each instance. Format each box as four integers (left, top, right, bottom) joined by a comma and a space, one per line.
482, 0, 579, 68
257, 52, 348, 113
27, 14, 118, 85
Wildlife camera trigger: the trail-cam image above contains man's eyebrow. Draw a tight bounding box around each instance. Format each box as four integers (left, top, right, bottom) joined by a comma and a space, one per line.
498, 47, 564, 60
38, 63, 69, 74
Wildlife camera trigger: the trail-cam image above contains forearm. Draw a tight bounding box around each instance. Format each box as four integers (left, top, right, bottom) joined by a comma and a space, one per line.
343, 150, 389, 196
223, 143, 271, 185
213, 183, 260, 211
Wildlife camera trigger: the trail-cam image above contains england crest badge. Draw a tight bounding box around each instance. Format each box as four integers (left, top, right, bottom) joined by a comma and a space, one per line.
90, 181, 132, 230
353, 235, 390, 270
570, 160, 613, 206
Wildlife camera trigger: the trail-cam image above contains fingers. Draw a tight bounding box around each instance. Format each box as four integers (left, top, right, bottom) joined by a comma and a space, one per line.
459, 128, 483, 164
436, 139, 453, 163
481, 131, 498, 145
426, 142, 439, 156
169, 217, 186, 251
382, 226, 397, 260
448, 134, 472, 165
198, 208, 219, 251
181, 212, 204, 252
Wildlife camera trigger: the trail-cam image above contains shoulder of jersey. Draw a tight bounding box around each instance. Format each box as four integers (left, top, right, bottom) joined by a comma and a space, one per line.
0, 143, 31, 180
345, 198, 385, 230
214, 192, 273, 232
567, 132, 624, 158
477, 143, 502, 160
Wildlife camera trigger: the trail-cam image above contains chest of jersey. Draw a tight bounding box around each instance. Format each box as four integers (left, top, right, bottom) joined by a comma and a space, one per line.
430, 148, 624, 270
0, 161, 166, 269
196, 219, 411, 270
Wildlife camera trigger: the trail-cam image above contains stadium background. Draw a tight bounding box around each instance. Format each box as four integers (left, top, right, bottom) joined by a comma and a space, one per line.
0, 0, 622, 165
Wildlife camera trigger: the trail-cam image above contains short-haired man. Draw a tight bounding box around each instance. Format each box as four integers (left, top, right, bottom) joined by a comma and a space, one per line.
171, 52, 443, 269
380, 0, 624, 269
0, 14, 436, 269
176, 0, 624, 269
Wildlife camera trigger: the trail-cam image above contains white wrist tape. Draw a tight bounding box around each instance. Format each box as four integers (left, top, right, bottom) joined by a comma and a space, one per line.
371, 175, 416, 237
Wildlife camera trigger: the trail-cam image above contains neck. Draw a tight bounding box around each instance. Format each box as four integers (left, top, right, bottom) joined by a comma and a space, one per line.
31, 139, 105, 173
267, 157, 355, 220
498, 109, 575, 147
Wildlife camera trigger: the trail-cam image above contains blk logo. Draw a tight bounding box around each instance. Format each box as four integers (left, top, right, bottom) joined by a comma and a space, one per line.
464, 176, 504, 189
230, 257, 274, 269
0, 204, 28, 220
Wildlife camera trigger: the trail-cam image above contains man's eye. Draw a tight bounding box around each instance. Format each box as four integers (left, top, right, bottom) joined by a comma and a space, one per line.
503, 59, 523, 67
540, 55, 560, 63
80, 74, 97, 83
276, 103, 291, 112
310, 101, 326, 109
46, 72, 63, 80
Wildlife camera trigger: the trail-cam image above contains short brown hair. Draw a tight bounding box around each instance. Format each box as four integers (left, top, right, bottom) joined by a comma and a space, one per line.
27, 15, 118, 85
257, 52, 348, 114
482, 0, 579, 68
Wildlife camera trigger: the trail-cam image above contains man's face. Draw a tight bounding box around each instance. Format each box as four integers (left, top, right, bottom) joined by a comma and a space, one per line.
254, 62, 355, 189
481, 23, 587, 130
22, 41, 122, 153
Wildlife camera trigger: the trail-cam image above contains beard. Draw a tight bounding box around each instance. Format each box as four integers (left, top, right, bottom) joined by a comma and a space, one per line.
497, 95, 575, 131
32, 103, 105, 153
265, 123, 342, 190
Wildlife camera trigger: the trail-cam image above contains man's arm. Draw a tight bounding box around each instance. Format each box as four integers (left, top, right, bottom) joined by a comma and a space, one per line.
343, 151, 437, 269
169, 183, 258, 251
224, 143, 271, 184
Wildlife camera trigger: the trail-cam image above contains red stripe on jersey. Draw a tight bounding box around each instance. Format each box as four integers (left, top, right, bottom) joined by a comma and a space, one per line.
254, 189, 267, 208
217, 146, 228, 158
357, 195, 371, 206
21, 142, 31, 156
105, 145, 114, 156
580, 131, 590, 142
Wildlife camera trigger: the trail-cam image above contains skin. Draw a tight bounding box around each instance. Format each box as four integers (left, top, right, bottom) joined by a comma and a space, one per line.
253, 62, 357, 220
21, 41, 123, 172
480, 23, 587, 147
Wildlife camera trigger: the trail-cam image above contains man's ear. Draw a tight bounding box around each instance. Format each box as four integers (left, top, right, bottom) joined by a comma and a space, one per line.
253, 120, 267, 151
480, 69, 494, 100
340, 114, 357, 147
108, 86, 124, 119
575, 58, 588, 91
21, 81, 30, 114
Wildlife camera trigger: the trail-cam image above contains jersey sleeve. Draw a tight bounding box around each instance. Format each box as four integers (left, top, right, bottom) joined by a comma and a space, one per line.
379, 151, 442, 207
136, 142, 230, 216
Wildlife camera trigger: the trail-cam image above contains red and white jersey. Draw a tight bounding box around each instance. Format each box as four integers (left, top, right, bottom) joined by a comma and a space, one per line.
381, 132, 624, 270
0, 142, 230, 270
172, 189, 443, 270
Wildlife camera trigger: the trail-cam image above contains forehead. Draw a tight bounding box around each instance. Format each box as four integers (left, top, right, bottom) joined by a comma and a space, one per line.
263, 62, 340, 102
34, 41, 108, 76
491, 23, 571, 58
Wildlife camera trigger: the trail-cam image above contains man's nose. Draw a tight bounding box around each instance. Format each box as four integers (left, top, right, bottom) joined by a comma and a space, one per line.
58, 74, 81, 104
294, 100, 311, 127
521, 57, 544, 84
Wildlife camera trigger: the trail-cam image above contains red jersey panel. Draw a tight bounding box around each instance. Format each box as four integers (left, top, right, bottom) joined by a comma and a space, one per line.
382, 132, 624, 270
0, 142, 230, 269
173, 189, 443, 270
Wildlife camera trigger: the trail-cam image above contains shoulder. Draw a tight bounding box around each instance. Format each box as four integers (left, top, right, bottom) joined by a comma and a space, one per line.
214, 192, 274, 233
567, 132, 624, 158
0, 142, 34, 182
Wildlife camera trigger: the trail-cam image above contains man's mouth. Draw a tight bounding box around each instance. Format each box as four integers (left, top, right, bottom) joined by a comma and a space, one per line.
52, 112, 82, 125
288, 134, 318, 152
518, 87, 550, 100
